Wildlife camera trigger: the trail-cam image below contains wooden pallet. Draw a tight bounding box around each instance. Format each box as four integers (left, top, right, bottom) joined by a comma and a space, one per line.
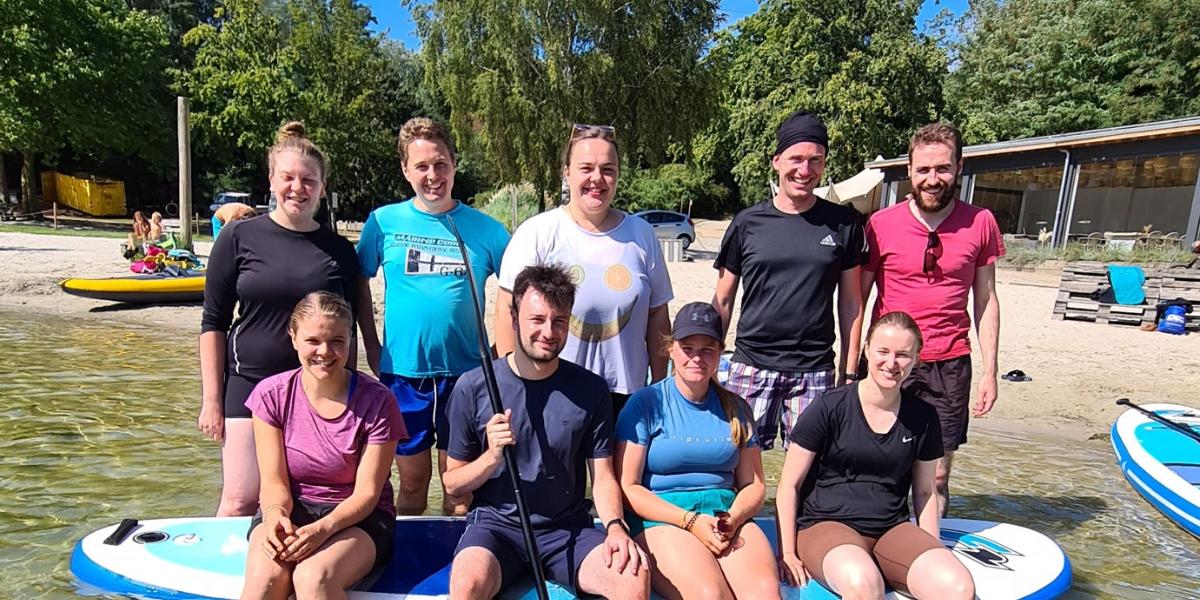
1052, 261, 1196, 330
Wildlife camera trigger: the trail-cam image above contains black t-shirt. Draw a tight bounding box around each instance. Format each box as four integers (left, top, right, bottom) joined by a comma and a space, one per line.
200, 214, 360, 380
714, 199, 866, 372
788, 384, 943, 537
445, 358, 613, 529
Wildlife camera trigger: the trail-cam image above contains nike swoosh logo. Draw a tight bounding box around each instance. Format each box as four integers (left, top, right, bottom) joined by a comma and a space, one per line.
902, 436, 915, 443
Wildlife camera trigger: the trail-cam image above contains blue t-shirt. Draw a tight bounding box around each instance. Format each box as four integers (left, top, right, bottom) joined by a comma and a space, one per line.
356, 200, 510, 377
445, 358, 613, 529
616, 378, 758, 493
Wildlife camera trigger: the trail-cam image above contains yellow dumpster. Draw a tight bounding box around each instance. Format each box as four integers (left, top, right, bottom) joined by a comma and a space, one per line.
54, 172, 126, 216
41, 171, 58, 204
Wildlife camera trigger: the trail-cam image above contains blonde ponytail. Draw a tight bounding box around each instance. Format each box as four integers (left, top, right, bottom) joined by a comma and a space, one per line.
713, 379, 751, 447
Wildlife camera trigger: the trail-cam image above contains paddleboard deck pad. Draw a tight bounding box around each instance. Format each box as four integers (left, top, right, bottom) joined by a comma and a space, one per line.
72, 516, 1069, 599
1112, 402, 1200, 538
60, 272, 205, 304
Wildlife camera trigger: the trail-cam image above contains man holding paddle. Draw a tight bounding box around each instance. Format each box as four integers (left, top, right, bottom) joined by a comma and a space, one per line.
858, 122, 1004, 517
443, 264, 650, 600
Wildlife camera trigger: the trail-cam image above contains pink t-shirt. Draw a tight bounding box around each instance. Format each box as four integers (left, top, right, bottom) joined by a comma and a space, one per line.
865, 198, 1004, 362
246, 368, 407, 514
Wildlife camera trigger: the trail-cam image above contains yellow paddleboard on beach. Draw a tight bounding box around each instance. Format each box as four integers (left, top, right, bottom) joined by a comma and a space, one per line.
60, 272, 205, 304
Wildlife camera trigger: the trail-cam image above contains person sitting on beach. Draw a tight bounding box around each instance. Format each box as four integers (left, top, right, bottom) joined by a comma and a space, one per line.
776, 311, 974, 600
126, 210, 150, 248
444, 264, 649, 600
615, 302, 780, 600
147, 211, 165, 241
241, 291, 406, 599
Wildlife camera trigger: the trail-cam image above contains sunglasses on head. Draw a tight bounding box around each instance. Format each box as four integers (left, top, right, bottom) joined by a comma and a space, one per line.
572, 123, 616, 137
923, 230, 941, 274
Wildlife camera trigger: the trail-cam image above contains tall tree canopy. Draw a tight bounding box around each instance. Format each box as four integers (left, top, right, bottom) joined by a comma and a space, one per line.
180, 0, 429, 216
410, 0, 723, 207
698, 0, 947, 203
0, 0, 172, 208
948, 0, 1200, 144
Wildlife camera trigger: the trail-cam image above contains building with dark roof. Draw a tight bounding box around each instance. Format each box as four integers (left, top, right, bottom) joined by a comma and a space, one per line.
865, 116, 1200, 248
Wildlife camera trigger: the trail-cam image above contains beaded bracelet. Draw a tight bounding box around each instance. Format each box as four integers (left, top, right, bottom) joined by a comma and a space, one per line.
679, 510, 692, 529
684, 511, 701, 531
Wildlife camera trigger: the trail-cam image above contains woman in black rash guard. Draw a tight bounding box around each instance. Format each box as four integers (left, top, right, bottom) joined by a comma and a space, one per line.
198, 121, 362, 517
776, 311, 974, 600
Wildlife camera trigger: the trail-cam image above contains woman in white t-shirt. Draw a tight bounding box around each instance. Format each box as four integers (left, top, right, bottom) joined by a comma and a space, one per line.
495, 125, 673, 416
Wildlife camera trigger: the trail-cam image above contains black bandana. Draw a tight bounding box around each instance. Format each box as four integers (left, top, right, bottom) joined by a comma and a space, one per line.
774, 110, 828, 156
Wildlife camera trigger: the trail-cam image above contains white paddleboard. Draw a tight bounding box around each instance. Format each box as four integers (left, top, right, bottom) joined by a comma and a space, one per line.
1112, 402, 1200, 539
71, 515, 1069, 599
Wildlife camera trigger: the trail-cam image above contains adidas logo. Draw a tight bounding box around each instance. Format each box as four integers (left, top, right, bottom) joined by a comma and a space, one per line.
819, 234, 836, 247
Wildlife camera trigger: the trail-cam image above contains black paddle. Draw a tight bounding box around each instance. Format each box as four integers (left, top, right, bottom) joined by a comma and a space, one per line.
1116, 398, 1200, 444
446, 215, 550, 600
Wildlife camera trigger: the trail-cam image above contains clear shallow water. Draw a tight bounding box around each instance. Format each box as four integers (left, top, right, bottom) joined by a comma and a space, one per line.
0, 309, 1197, 599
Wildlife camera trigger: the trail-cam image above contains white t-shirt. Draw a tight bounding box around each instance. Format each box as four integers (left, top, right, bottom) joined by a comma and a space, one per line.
499, 208, 674, 394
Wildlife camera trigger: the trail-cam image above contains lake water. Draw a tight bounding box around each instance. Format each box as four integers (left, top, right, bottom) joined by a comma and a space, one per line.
0, 309, 1196, 599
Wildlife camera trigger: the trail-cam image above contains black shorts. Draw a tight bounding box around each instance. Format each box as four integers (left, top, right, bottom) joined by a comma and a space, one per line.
903, 354, 972, 452
249, 498, 395, 569
223, 372, 261, 419
453, 510, 606, 594
611, 392, 631, 423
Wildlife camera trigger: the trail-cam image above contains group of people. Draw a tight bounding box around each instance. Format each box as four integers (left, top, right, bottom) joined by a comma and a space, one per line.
126, 210, 166, 249
198, 109, 1002, 600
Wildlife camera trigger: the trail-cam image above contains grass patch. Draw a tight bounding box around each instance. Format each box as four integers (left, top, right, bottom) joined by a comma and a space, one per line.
1002, 241, 1194, 267
0, 222, 129, 239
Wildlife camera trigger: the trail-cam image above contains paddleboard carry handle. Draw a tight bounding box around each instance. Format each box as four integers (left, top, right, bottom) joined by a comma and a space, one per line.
1116, 398, 1200, 444
103, 518, 139, 545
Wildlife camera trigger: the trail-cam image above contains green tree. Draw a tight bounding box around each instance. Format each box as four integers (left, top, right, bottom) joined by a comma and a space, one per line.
0, 0, 172, 210
701, 0, 947, 203
410, 0, 722, 209
948, 0, 1200, 144
180, 0, 429, 217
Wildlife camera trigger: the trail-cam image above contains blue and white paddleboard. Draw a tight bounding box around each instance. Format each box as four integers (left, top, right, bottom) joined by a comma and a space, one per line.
71, 515, 1069, 599
1112, 402, 1200, 539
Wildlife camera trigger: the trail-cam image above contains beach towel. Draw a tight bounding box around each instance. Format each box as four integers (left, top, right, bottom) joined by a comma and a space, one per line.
1106, 265, 1146, 305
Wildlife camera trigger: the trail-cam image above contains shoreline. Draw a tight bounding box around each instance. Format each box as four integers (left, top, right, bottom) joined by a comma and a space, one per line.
3, 229, 1195, 442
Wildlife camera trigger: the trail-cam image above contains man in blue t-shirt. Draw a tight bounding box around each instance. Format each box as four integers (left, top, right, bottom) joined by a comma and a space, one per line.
356, 118, 510, 516
443, 264, 649, 599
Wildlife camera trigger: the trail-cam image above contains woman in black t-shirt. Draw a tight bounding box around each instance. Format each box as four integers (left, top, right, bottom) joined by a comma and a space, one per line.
198, 122, 362, 517
775, 312, 974, 599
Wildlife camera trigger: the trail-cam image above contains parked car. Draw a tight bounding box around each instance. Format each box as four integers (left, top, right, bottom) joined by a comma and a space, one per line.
634, 210, 696, 249
208, 191, 254, 216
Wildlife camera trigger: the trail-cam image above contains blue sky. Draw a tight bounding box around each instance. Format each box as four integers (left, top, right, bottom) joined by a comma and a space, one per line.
362, 0, 969, 48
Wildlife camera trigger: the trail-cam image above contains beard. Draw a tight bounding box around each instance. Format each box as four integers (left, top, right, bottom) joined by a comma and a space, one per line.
516, 324, 563, 364
914, 180, 957, 213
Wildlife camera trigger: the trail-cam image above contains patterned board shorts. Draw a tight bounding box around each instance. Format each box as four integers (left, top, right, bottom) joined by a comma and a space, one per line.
725, 361, 835, 450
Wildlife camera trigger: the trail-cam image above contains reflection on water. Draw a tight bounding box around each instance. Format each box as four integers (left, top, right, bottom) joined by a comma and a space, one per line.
0, 309, 1197, 599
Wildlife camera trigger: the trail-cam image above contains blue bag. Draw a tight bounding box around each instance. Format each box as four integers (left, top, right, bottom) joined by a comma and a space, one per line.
1157, 304, 1188, 335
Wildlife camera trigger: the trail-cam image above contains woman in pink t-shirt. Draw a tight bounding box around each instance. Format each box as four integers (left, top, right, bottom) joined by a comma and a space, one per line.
241, 291, 407, 598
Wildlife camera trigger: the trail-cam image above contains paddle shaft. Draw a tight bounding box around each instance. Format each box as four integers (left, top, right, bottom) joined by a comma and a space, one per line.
446, 216, 550, 600
1116, 398, 1200, 444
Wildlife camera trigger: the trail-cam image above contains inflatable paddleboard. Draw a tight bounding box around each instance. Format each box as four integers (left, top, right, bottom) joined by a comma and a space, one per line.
72, 516, 1070, 599
1112, 402, 1200, 538
60, 272, 205, 304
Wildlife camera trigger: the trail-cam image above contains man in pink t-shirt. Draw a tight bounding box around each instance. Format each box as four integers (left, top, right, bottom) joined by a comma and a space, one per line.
860, 122, 1004, 516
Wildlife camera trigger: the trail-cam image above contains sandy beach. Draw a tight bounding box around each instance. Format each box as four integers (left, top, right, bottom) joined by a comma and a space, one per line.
2, 221, 1195, 442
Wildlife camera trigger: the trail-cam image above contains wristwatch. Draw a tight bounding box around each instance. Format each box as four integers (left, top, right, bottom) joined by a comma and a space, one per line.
604, 518, 629, 534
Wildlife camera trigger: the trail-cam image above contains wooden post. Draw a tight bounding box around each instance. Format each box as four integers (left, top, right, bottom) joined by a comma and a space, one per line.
510, 189, 517, 231
178, 97, 193, 249
330, 192, 339, 232
53, 202, 57, 229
